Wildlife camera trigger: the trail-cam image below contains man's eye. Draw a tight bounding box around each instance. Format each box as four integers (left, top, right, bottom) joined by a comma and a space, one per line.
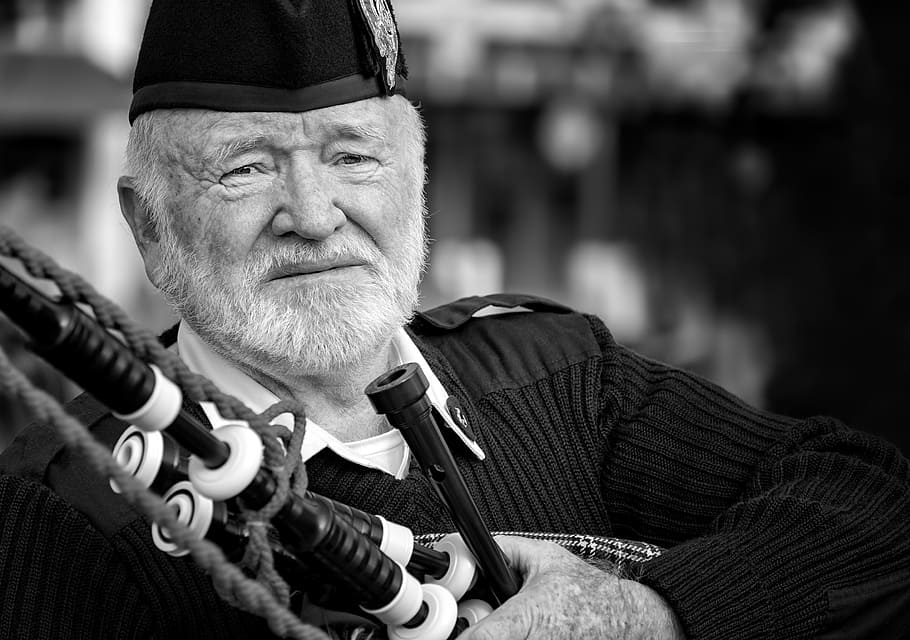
338, 154, 368, 166
224, 165, 253, 177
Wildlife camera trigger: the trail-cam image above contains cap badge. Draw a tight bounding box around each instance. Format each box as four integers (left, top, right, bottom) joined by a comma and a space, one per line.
357, 0, 399, 92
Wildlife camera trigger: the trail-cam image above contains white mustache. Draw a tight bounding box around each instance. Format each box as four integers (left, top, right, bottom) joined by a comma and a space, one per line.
250, 240, 382, 279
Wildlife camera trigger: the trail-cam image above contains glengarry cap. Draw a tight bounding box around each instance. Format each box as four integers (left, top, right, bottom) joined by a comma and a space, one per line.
129, 0, 407, 124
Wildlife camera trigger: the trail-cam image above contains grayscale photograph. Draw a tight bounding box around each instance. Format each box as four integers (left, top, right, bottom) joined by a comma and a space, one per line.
0, 1, 907, 638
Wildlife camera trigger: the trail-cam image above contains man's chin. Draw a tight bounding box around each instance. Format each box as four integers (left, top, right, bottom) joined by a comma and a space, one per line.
192, 300, 405, 375
237, 330, 388, 377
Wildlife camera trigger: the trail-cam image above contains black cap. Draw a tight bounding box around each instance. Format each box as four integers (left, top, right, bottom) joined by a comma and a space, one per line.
129, 0, 407, 124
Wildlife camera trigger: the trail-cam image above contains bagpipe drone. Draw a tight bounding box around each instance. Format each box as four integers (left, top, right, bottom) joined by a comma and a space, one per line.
0, 227, 662, 639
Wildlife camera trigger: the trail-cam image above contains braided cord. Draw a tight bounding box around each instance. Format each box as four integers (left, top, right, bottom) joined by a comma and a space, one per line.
0, 226, 328, 640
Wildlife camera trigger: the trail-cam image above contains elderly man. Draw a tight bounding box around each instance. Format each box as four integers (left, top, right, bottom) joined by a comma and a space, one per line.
1, 0, 908, 638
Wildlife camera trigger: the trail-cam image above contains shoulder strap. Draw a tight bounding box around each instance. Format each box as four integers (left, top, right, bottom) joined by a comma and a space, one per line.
0, 391, 110, 481
413, 293, 571, 332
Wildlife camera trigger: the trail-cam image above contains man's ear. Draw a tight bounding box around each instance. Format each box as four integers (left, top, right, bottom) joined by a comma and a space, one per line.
118, 176, 164, 287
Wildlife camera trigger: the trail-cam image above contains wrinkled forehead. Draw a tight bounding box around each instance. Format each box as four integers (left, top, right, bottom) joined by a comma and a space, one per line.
160, 96, 408, 164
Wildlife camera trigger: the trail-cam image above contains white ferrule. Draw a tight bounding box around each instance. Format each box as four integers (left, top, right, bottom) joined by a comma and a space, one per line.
113, 365, 182, 432
187, 424, 262, 501
378, 516, 415, 566
110, 426, 164, 493
425, 533, 478, 601
457, 599, 494, 626
388, 584, 459, 640
362, 565, 423, 626
151, 481, 215, 557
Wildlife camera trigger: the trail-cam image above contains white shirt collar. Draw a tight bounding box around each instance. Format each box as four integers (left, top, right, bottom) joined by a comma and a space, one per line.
176, 324, 483, 479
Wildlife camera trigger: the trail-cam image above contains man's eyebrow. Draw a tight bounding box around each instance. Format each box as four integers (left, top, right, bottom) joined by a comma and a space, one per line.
200, 133, 271, 167
322, 121, 387, 143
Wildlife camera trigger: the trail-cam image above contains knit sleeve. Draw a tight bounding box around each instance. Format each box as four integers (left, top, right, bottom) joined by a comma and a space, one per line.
0, 474, 156, 639
588, 315, 910, 639
0, 473, 280, 639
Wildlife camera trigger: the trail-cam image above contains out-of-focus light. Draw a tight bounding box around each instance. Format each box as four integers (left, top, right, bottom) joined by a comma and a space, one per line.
638, 0, 754, 107
751, 2, 857, 105
430, 238, 505, 300
537, 99, 605, 172
80, 0, 148, 77
567, 242, 650, 343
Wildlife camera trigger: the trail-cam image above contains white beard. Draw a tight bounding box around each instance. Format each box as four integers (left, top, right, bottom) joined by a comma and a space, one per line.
153, 215, 426, 378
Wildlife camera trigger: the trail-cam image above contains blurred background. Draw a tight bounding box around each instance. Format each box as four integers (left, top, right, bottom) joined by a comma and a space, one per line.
1, 0, 908, 455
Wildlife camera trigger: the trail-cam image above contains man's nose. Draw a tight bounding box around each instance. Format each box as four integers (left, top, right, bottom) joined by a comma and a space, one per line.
271, 162, 345, 241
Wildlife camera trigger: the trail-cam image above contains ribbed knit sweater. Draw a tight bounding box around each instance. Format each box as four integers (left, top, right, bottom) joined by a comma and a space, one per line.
1, 294, 909, 638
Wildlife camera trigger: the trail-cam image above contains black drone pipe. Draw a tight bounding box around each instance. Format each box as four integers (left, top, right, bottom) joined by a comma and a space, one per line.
307, 491, 451, 579
365, 364, 521, 605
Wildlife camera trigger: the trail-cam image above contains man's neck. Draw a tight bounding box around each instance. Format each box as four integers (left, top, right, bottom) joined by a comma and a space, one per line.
233, 341, 397, 442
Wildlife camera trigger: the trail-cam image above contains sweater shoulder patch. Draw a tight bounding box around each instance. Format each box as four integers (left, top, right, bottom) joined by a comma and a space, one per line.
415, 295, 601, 396
0, 392, 116, 479
0, 392, 140, 538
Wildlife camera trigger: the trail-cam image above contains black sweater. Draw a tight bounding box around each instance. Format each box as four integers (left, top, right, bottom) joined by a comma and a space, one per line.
1, 294, 908, 638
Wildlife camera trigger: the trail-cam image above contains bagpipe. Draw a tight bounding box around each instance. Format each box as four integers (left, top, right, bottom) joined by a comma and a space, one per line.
0, 226, 661, 639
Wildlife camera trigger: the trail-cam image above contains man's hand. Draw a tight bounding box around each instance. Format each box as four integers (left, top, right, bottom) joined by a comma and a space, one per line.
458, 536, 685, 640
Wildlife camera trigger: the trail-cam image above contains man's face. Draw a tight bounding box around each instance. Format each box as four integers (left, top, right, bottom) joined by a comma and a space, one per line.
147, 96, 427, 377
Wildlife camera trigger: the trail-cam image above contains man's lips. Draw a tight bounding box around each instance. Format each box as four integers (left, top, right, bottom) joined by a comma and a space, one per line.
265, 260, 366, 281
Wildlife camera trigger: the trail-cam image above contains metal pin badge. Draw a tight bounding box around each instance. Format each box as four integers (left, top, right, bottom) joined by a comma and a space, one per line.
444, 396, 485, 460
